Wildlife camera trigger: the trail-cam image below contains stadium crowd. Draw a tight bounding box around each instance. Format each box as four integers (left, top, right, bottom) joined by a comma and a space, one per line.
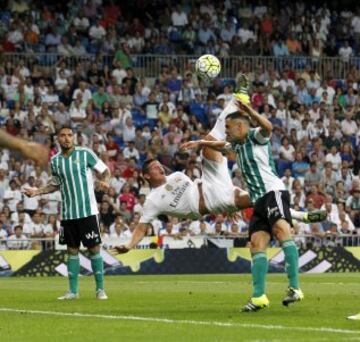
0, 0, 360, 249
1, 0, 360, 58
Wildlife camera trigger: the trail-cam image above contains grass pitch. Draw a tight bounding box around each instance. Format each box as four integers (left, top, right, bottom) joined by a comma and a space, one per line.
0, 274, 359, 342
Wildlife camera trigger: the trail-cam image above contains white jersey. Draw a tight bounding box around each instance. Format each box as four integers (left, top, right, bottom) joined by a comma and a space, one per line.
139, 172, 200, 224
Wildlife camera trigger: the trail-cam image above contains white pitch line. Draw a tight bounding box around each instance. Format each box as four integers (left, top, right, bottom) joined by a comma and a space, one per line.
134, 281, 227, 285
0, 307, 359, 335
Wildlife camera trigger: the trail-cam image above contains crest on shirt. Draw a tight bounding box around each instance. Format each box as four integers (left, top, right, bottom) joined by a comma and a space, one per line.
165, 184, 173, 191
73, 157, 80, 164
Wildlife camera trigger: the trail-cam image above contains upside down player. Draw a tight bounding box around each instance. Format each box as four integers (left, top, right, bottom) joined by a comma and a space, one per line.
182, 99, 306, 311
115, 81, 326, 256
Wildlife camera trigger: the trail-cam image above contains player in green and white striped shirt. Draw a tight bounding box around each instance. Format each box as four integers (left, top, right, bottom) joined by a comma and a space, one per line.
24, 126, 110, 300
183, 100, 304, 312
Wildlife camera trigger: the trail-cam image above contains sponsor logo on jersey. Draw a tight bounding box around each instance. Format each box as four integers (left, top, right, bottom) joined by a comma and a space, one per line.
165, 184, 173, 191
169, 181, 190, 208
267, 206, 279, 218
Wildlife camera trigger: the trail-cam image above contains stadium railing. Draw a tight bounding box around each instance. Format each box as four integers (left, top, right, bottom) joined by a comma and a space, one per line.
3, 53, 360, 79
0, 237, 55, 251
1, 234, 359, 250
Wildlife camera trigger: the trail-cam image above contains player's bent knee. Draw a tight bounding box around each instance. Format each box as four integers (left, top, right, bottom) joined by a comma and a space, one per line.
250, 231, 270, 253
272, 219, 292, 242
234, 188, 252, 209
88, 244, 101, 255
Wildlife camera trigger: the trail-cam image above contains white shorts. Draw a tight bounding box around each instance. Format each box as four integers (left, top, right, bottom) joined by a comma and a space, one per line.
201, 156, 236, 213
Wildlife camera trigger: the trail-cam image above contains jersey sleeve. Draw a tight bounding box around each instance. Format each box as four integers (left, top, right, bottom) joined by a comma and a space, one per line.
251, 127, 270, 145
86, 149, 108, 173
139, 198, 159, 224
49, 160, 61, 186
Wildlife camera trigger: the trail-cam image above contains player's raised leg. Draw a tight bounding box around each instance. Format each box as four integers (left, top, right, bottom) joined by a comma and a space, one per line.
242, 231, 270, 312
290, 208, 327, 224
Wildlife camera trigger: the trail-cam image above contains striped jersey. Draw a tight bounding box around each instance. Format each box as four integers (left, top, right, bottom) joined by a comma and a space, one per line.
50, 147, 108, 220
230, 128, 285, 203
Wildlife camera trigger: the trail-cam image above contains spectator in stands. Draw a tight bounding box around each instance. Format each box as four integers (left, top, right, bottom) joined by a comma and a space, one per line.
7, 225, 29, 250
338, 40, 353, 62
3, 179, 22, 213
304, 162, 322, 192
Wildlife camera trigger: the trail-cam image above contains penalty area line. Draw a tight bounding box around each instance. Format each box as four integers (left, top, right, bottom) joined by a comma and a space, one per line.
0, 307, 359, 335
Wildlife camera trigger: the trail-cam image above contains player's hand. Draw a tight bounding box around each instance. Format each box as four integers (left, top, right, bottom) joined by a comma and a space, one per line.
236, 100, 253, 115
19, 141, 49, 167
22, 188, 38, 198
180, 140, 202, 151
97, 181, 110, 192
114, 245, 130, 254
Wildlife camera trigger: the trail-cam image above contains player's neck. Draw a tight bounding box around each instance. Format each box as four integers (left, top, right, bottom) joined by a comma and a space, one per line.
150, 178, 167, 189
61, 146, 75, 157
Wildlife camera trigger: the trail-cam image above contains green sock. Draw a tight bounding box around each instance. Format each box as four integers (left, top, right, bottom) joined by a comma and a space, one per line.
282, 240, 299, 289
251, 252, 268, 297
90, 253, 104, 291
67, 254, 80, 294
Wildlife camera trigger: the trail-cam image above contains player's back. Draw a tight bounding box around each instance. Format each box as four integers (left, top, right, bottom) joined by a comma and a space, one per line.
231, 128, 285, 203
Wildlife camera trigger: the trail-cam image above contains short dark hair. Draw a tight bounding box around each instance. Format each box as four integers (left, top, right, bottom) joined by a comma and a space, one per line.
142, 158, 157, 175
14, 225, 22, 231
57, 125, 73, 135
226, 111, 250, 122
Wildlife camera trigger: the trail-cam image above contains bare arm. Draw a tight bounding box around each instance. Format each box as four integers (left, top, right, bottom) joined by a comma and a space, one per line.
180, 140, 230, 153
95, 168, 111, 192
100, 168, 111, 183
236, 100, 273, 137
0, 129, 49, 166
115, 223, 149, 253
23, 182, 60, 198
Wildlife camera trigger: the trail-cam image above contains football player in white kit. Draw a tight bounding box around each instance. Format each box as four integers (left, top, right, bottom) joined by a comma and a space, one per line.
115, 78, 326, 253
115, 155, 250, 252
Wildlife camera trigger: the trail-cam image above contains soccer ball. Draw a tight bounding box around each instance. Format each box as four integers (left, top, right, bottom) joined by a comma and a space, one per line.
195, 54, 221, 82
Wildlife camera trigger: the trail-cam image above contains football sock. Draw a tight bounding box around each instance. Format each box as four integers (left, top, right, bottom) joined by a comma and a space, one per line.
67, 254, 80, 294
90, 253, 104, 291
251, 252, 268, 297
282, 240, 299, 289
290, 208, 304, 222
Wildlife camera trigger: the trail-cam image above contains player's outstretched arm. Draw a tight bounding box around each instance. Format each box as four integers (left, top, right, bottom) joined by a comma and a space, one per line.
180, 140, 229, 153
236, 100, 273, 137
23, 182, 60, 197
0, 129, 49, 166
115, 223, 148, 254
